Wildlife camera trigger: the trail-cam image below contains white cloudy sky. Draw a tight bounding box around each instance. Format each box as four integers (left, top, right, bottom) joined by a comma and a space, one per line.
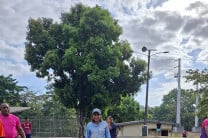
1, 0, 208, 107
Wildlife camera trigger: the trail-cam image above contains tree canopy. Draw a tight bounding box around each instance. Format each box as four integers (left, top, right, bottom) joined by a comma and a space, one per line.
106, 96, 143, 123
0, 74, 27, 105
151, 88, 195, 130
185, 69, 208, 119
25, 4, 146, 137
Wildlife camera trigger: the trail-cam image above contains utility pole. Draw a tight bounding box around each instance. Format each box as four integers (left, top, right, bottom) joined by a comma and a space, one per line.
176, 58, 181, 126
192, 83, 200, 132
144, 49, 150, 126
195, 83, 199, 127
141, 47, 168, 136
174, 58, 182, 132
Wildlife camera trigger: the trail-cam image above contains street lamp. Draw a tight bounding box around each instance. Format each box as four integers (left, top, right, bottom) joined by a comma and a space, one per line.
141, 46, 169, 136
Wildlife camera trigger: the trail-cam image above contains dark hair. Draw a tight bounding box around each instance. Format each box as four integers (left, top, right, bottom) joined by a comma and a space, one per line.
91, 114, 102, 122
108, 116, 113, 119
25, 116, 28, 119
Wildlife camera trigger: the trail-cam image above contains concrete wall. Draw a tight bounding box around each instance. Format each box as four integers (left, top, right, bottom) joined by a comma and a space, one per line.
118, 124, 142, 136
117, 122, 172, 137
117, 132, 200, 138
116, 120, 201, 138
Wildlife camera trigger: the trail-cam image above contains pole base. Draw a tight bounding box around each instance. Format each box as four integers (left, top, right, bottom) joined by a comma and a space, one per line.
173, 125, 184, 132
192, 126, 201, 132
142, 125, 148, 136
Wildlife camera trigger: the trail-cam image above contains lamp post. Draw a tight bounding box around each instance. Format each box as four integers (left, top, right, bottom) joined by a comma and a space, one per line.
141, 46, 169, 136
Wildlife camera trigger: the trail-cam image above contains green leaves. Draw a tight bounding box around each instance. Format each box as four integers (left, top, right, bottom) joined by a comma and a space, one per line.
80, 5, 121, 42
0, 74, 27, 105
151, 89, 195, 130
25, 4, 146, 137
185, 69, 208, 119
106, 96, 142, 123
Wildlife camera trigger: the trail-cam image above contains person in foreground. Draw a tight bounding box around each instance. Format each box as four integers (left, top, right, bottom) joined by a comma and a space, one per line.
200, 117, 208, 138
107, 116, 117, 138
0, 103, 25, 138
21, 117, 32, 138
85, 108, 111, 138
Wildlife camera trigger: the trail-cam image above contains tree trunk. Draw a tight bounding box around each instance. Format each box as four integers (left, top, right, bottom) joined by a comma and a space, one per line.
76, 108, 86, 138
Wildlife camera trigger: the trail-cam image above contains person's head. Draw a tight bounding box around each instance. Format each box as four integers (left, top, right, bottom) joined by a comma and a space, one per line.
107, 116, 113, 123
0, 103, 10, 116
25, 116, 29, 122
91, 108, 102, 123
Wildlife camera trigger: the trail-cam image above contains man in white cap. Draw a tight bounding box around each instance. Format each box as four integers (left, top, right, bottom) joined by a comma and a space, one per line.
85, 108, 111, 138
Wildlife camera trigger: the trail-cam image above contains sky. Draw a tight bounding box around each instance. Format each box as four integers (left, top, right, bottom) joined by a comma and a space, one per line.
1, 0, 208, 107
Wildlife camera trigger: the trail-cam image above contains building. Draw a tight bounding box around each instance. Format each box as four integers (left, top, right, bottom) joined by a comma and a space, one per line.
116, 120, 174, 137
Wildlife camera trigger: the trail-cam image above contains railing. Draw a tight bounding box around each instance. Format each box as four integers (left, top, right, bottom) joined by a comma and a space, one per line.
20, 116, 77, 137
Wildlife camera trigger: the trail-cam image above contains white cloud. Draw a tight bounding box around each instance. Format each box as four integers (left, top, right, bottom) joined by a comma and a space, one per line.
0, 0, 63, 45
0, 40, 24, 62
135, 79, 177, 107
197, 50, 208, 64
0, 0, 208, 106
0, 61, 29, 76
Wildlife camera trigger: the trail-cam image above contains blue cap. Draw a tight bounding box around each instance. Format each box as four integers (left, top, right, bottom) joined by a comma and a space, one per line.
92, 108, 101, 114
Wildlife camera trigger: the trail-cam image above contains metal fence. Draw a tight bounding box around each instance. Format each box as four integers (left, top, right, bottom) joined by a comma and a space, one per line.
22, 116, 77, 137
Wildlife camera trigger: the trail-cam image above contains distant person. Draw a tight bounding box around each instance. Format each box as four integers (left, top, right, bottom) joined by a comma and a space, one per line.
107, 116, 117, 138
85, 108, 111, 138
21, 117, 32, 138
0, 103, 25, 138
182, 130, 187, 138
200, 117, 208, 138
0, 119, 5, 138
156, 120, 161, 136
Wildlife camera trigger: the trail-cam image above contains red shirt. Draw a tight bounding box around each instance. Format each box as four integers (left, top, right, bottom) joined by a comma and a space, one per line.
21, 121, 32, 134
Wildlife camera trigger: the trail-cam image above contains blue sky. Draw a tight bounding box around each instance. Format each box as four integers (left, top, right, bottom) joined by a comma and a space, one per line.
1, 0, 208, 107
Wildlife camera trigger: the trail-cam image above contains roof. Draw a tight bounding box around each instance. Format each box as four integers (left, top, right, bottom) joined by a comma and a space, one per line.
9, 107, 31, 113
116, 120, 176, 127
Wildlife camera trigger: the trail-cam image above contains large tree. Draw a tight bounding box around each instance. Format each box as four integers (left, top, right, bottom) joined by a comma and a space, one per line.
151, 89, 195, 130
185, 69, 208, 119
106, 96, 143, 123
19, 88, 75, 115
25, 4, 146, 137
0, 74, 26, 105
